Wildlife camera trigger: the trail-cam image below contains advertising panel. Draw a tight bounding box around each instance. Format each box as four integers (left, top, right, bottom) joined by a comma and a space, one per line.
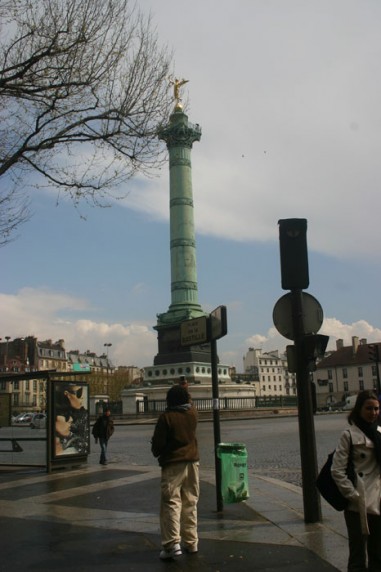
52, 381, 90, 459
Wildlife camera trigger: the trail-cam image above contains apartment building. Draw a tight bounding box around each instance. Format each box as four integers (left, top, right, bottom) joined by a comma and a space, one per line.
313, 336, 380, 408
0, 337, 114, 411
243, 347, 296, 396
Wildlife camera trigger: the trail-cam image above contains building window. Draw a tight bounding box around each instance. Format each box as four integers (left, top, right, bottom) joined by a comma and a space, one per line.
359, 380, 364, 390
13, 381, 19, 390
342, 368, 348, 379
170, 368, 175, 375
358, 367, 363, 377
344, 381, 349, 392
0, 381, 5, 390
328, 369, 333, 380
329, 382, 333, 393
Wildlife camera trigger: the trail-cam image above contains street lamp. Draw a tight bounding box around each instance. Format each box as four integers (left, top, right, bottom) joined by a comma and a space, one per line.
104, 342, 112, 356
103, 343, 112, 396
5, 336, 11, 371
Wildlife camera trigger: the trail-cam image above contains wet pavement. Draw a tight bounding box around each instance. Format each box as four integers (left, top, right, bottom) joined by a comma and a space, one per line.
0, 460, 348, 571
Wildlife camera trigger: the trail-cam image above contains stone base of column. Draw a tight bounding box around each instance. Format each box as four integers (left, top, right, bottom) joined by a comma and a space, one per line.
153, 323, 212, 365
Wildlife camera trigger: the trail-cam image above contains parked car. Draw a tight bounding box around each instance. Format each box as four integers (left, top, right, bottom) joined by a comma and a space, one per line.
14, 412, 33, 424
30, 413, 46, 429
343, 395, 357, 411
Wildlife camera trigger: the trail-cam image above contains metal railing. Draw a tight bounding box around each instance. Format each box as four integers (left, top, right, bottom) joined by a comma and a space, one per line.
136, 395, 297, 414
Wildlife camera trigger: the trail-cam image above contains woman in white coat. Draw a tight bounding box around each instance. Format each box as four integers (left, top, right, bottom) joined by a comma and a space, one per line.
331, 390, 381, 572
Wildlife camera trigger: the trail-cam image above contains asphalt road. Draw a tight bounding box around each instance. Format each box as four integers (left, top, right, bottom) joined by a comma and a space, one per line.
1, 412, 349, 486
95, 412, 348, 486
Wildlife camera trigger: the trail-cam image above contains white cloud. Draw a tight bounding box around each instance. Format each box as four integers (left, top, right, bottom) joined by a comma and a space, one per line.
124, 0, 381, 261
0, 288, 157, 367
2, 288, 381, 371
238, 318, 381, 363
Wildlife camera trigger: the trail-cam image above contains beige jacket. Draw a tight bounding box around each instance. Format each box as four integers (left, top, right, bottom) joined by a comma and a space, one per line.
331, 424, 381, 534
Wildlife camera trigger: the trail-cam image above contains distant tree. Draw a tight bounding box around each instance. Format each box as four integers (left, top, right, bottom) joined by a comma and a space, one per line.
0, 0, 173, 245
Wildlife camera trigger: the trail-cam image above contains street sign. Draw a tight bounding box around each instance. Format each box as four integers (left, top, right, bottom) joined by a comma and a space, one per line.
273, 292, 323, 340
210, 305, 228, 341
181, 316, 208, 346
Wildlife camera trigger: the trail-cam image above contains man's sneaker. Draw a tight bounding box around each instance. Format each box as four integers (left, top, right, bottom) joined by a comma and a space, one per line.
159, 543, 182, 560
183, 544, 198, 554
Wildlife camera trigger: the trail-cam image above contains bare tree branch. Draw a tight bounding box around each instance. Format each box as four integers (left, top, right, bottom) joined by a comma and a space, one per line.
0, 0, 173, 244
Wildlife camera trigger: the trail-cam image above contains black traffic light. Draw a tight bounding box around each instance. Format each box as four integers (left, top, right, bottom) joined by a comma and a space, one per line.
368, 344, 380, 362
278, 218, 309, 290
301, 334, 329, 371
286, 345, 297, 373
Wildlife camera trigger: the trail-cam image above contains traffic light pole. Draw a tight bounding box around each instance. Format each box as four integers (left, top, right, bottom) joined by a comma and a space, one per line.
374, 347, 380, 396
368, 345, 381, 396
291, 289, 322, 523
211, 337, 223, 513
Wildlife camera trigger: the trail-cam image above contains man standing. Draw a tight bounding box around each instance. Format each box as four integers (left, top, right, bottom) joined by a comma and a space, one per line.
151, 385, 199, 560
92, 406, 114, 465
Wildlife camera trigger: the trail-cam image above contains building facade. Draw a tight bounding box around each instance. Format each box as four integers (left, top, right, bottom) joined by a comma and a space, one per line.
243, 347, 296, 397
0, 337, 114, 412
313, 336, 380, 408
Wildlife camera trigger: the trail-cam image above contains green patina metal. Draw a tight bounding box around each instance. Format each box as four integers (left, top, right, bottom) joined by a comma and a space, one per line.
156, 108, 207, 327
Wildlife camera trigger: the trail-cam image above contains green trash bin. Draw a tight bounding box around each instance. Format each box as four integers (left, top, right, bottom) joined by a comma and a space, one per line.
216, 442, 250, 504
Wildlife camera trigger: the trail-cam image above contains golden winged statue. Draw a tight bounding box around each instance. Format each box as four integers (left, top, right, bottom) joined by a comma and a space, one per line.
169, 77, 189, 109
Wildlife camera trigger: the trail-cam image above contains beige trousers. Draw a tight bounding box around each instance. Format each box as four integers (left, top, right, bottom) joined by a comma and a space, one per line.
160, 461, 200, 550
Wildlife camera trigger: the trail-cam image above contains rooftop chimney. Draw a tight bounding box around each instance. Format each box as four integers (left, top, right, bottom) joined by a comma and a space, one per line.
336, 339, 344, 350
352, 336, 359, 355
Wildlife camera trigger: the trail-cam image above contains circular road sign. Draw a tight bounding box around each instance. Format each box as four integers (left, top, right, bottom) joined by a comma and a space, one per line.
272, 292, 323, 341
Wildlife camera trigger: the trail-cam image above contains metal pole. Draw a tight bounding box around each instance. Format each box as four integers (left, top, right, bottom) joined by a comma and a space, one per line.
375, 346, 381, 396
291, 289, 322, 523
211, 338, 223, 512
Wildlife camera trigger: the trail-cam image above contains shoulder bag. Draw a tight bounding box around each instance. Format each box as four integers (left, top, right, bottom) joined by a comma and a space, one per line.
316, 432, 356, 511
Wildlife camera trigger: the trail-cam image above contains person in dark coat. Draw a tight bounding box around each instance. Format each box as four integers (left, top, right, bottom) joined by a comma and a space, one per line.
92, 407, 114, 465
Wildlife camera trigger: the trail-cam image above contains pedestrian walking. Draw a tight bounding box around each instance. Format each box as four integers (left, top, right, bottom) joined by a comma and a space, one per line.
92, 406, 114, 465
151, 385, 199, 560
331, 390, 381, 571
179, 375, 189, 390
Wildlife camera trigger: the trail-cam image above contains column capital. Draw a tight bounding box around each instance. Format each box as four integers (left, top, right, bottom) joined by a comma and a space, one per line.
159, 110, 201, 149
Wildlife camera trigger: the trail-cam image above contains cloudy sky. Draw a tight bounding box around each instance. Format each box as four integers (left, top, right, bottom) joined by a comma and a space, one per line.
2, 0, 381, 370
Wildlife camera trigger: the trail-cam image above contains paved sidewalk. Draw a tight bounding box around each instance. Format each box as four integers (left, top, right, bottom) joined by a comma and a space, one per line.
0, 461, 348, 572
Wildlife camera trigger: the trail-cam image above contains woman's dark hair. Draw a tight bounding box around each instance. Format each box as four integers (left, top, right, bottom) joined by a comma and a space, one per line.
348, 389, 379, 425
55, 383, 84, 418
166, 385, 190, 407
